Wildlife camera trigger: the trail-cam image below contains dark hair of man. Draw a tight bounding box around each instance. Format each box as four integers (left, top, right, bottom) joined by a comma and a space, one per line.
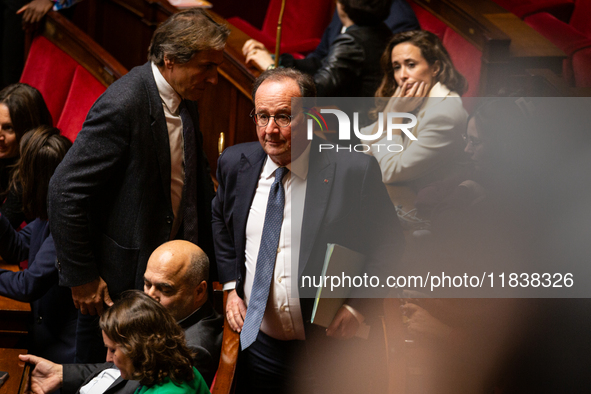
148, 9, 230, 66
375, 30, 467, 99
252, 68, 317, 103
338, 0, 393, 26
100, 290, 195, 386
186, 247, 209, 285
11, 126, 71, 220
0, 83, 53, 142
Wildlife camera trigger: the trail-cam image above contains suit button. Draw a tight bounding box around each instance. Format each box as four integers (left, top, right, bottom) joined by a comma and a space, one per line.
166, 216, 173, 224
37, 316, 43, 324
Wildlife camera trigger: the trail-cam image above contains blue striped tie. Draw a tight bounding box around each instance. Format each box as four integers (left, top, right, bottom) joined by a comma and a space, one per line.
240, 166, 289, 350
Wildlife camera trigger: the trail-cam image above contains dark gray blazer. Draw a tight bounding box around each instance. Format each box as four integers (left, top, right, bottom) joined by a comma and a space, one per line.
48, 62, 215, 297
62, 301, 223, 393
212, 138, 404, 321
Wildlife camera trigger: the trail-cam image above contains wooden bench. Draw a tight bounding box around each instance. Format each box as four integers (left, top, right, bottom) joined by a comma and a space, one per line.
0, 264, 30, 349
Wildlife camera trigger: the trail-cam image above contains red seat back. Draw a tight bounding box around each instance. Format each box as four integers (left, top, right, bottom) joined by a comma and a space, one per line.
20, 36, 78, 124
409, 1, 447, 39
442, 29, 482, 99
229, 0, 332, 54
56, 66, 106, 142
261, 0, 332, 44
571, 47, 591, 88
409, 1, 482, 100
569, 0, 591, 38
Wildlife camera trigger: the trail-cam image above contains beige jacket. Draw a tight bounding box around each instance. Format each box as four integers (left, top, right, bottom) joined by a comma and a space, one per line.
360, 82, 468, 190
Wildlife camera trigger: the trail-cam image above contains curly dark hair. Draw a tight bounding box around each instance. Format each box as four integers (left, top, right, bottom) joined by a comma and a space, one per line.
99, 290, 195, 386
375, 30, 467, 103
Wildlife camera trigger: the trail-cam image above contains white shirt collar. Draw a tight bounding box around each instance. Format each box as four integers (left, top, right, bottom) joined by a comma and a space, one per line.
151, 62, 182, 115
261, 142, 311, 181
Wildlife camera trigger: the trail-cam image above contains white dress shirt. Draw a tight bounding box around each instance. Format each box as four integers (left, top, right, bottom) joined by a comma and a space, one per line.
225, 144, 310, 341
151, 62, 185, 239
79, 368, 121, 394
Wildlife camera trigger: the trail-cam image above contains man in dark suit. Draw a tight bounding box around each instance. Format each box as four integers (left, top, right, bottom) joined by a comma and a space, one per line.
19, 240, 223, 394
47, 9, 229, 362
212, 68, 404, 393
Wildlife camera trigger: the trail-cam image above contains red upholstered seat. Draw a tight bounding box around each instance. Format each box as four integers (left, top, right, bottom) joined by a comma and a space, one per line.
442, 29, 482, 99
571, 47, 591, 88
20, 36, 78, 124
228, 0, 333, 55
409, 1, 482, 100
569, 0, 591, 39
525, 12, 591, 55
524, 5, 591, 87
20, 12, 126, 142
56, 66, 106, 142
409, 1, 447, 40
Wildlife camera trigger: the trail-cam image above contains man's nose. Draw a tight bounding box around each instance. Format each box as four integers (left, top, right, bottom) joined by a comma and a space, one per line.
145, 287, 159, 302
206, 69, 218, 85
464, 142, 473, 155
264, 118, 280, 134
106, 352, 113, 362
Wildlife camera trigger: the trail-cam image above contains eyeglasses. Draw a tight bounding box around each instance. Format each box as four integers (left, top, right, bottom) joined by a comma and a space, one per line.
250, 109, 292, 128
462, 134, 482, 148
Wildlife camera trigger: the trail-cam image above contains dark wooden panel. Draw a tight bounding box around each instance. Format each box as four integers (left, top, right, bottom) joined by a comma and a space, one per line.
0, 348, 29, 394
0, 265, 30, 349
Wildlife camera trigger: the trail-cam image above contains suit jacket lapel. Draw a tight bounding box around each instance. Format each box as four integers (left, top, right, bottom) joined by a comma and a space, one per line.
142, 62, 172, 209
299, 139, 335, 277
234, 147, 266, 265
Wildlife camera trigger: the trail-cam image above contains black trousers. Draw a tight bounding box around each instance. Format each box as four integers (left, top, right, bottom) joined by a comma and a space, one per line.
75, 311, 107, 363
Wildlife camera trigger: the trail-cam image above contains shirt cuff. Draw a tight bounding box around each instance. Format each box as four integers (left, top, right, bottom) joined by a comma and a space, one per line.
223, 280, 236, 291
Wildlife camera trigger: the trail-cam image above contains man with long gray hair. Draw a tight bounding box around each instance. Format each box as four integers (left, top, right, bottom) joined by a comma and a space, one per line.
48, 9, 229, 363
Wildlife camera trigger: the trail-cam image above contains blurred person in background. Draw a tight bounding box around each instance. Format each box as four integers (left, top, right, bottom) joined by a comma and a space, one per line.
0, 126, 75, 363
0, 83, 52, 228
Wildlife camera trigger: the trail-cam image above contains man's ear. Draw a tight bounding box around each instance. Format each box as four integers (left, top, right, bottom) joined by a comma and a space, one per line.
163, 55, 175, 70
194, 280, 208, 306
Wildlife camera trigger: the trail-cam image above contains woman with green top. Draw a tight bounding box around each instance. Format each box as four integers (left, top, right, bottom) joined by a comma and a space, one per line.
99, 290, 210, 394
